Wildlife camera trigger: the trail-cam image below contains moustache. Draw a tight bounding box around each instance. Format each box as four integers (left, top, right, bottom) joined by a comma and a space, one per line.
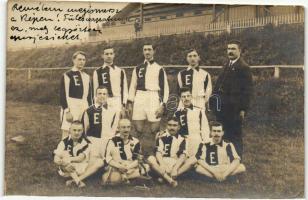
228, 53, 234, 56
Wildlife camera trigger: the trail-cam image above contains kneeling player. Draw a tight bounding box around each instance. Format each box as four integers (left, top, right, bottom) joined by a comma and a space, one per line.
177, 121, 245, 182
147, 117, 187, 187
103, 118, 150, 185
53, 121, 90, 187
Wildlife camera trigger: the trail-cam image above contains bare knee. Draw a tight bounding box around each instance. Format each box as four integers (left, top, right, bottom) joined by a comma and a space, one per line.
195, 165, 203, 173
147, 155, 156, 165
89, 158, 104, 169
186, 157, 197, 166
238, 164, 246, 173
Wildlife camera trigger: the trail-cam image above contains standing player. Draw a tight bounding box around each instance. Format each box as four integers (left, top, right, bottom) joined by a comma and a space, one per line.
127, 43, 169, 154
174, 87, 210, 157
147, 117, 187, 187
177, 49, 212, 110
76, 86, 120, 185
93, 46, 128, 115
60, 51, 93, 139
103, 118, 150, 185
53, 121, 90, 188
177, 121, 246, 182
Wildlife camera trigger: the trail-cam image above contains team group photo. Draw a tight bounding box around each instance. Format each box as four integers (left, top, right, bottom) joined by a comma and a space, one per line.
5, 1, 304, 198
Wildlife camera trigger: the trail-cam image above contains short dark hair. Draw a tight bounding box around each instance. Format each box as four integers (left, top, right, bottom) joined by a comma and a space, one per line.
72, 51, 86, 60
186, 48, 199, 55
167, 116, 179, 124
102, 46, 114, 53
179, 87, 191, 95
96, 85, 109, 95
209, 121, 223, 131
71, 120, 83, 127
228, 39, 241, 50
143, 43, 156, 50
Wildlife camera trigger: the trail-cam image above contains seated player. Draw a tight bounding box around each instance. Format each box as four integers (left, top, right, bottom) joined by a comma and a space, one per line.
147, 117, 187, 187
53, 121, 90, 187
103, 118, 150, 185
76, 86, 120, 186
177, 121, 246, 182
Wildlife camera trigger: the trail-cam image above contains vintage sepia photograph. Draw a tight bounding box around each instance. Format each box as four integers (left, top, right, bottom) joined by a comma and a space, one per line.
5, 0, 304, 198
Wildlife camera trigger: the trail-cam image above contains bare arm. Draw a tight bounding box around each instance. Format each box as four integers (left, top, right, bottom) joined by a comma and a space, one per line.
70, 153, 86, 163
54, 155, 64, 166
156, 151, 167, 168
223, 159, 240, 178
173, 153, 186, 171
126, 160, 139, 170
197, 159, 216, 175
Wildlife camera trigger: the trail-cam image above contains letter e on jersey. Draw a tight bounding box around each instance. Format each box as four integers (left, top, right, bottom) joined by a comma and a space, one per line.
73, 75, 81, 86
180, 115, 186, 126
210, 152, 217, 164
102, 73, 108, 84
185, 74, 191, 85
94, 113, 100, 124
138, 68, 144, 78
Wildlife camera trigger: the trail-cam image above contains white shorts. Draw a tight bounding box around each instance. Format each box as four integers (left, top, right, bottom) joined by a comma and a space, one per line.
132, 90, 161, 122
108, 96, 122, 112
161, 157, 177, 174
60, 98, 89, 131
106, 160, 149, 175
186, 135, 203, 157
88, 136, 109, 160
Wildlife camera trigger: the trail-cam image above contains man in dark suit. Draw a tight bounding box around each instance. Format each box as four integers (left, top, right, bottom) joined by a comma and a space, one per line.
212, 40, 253, 158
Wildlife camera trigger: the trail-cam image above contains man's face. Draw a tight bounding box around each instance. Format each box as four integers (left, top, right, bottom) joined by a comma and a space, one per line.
167, 120, 179, 136
143, 45, 154, 61
119, 119, 131, 138
102, 48, 115, 64
186, 50, 200, 67
73, 54, 86, 70
227, 44, 241, 60
211, 125, 224, 144
181, 91, 193, 108
70, 123, 83, 141
96, 88, 108, 105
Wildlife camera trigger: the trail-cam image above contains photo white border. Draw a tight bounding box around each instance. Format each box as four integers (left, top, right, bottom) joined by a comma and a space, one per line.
1, 0, 307, 199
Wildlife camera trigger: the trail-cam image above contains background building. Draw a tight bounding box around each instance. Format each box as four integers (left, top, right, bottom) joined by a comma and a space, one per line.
89, 3, 304, 42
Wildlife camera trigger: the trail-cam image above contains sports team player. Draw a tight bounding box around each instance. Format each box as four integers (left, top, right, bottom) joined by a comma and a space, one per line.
174, 87, 210, 157
76, 86, 120, 185
60, 51, 93, 139
147, 116, 187, 187
177, 49, 212, 110
102, 118, 150, 185
127, 43, 169, 154
93, 46, 128, 115
177, 121, 246, 182
53, 121, 90, 188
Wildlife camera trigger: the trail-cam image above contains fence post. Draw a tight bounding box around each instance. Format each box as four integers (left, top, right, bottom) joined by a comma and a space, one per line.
274, 66, 280, 78
27, 68, 31, 80
226, 23, 231, 33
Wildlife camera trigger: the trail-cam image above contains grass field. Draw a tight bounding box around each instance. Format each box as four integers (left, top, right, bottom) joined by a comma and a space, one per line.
5, 101, 304, 198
